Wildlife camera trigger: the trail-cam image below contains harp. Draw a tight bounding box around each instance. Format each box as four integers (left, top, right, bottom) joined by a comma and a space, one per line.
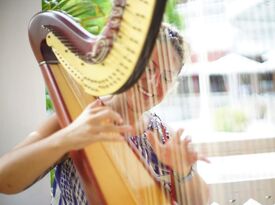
29, 0, 171, 204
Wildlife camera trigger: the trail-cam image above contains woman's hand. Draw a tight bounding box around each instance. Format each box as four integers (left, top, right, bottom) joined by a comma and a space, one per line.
60, 100, 133, 151
0, 99, 132, 194
146, 128, 209, 176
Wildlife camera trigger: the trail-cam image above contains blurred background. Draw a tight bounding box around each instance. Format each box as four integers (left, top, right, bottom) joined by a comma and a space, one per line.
0, 1, 50, 205
1, 0, 274, 204
154, 0, 275, 204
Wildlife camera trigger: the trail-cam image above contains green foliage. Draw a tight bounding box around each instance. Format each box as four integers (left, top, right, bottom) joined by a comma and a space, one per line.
42, 0, 111, 35
214, 107, 248, 132
50, 169, 55, 186
42, 0, 184, 34
164, 0, 184, 30
46, 89, 54, 112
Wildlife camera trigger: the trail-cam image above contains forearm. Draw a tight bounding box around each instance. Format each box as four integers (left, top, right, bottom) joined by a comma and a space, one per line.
175, 173, 209, 205
0, 102, 132, 194
0, 130, 68, 194
12, 114, 61, 150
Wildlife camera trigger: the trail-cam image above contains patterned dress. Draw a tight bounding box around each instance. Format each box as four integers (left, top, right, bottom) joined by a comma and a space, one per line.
51, 158, 88, 205
129, 113, 173, 191
51, 113, 172, 204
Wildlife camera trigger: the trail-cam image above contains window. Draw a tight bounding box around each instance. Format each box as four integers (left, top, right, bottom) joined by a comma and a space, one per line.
238, 74, 252, 95
209, 75, 228, 93
177, 75, 200, 94
258, 73, 274, 94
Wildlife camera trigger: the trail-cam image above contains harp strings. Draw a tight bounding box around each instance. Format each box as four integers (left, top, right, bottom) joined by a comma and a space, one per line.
59, 60, 160, 203
123, 29, 186, 202
153, 32, 174, 200
160, 26, 187, 204
59, 63, 93, 108
157, 28, 185, 203
59, 26, 186, 204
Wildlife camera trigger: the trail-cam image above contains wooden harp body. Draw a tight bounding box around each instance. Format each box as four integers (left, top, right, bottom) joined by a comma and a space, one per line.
29, 1, 171, 205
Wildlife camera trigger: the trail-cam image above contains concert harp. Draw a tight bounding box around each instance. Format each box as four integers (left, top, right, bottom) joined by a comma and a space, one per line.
29, 0, 170, 204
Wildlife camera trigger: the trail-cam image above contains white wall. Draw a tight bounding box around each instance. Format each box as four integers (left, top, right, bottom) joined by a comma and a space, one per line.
0, 0, 50, 204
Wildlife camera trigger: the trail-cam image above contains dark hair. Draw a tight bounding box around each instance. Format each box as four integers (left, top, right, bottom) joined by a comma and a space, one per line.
158, 23, 188, 66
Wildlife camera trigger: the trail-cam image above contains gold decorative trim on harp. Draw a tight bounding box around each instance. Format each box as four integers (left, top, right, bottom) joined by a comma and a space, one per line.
29, 0, 170, 204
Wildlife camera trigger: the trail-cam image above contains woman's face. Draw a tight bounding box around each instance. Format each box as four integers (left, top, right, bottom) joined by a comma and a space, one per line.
126, 43, 182, 112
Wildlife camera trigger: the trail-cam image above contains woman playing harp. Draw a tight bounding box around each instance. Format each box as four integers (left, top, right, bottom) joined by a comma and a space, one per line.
0, 23, 209, 204
101, 23, 210, 205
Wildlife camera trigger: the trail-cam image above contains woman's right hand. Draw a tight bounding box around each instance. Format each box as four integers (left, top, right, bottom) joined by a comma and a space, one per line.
0, 99, 132, 194
60, 99, 133, 151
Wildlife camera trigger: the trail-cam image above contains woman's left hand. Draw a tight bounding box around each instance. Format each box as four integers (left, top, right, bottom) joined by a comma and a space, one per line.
146, 128, 209, 176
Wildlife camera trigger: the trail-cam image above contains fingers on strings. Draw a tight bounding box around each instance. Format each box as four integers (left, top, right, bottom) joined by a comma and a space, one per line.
148, 128, 209, 164
86, 101, 133, 140
85, 103, 123, 125
96, 124, 133, 135
146, 130, 166, 157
